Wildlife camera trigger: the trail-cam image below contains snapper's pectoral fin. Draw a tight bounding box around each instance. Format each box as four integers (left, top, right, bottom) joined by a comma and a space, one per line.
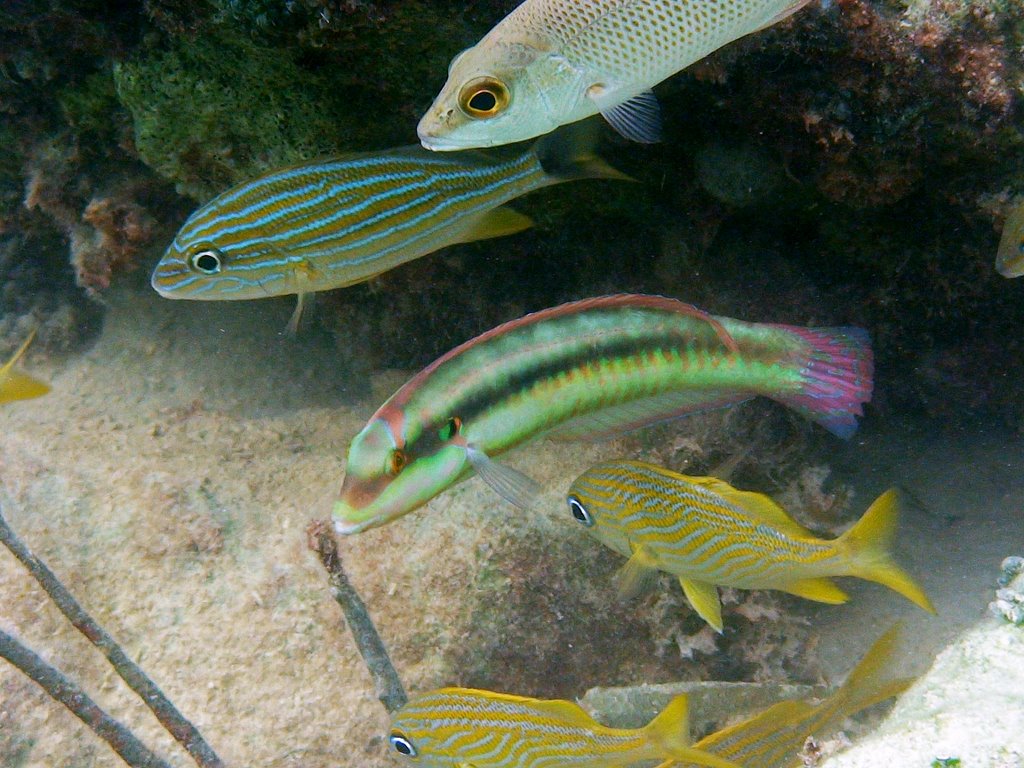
595, 90, 662, 144
781, 577, 849, 604
614, 545, 661, 600
452, 206, 533, 246
679, 578, 724, 633
465, 444, 542, 511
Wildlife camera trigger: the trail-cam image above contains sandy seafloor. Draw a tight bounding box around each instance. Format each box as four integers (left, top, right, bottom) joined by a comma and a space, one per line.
1, 285, 1022, 767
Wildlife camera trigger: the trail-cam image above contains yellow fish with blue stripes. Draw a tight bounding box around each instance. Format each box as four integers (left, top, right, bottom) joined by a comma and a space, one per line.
151, 125, 627, 331
685, 624, 913, 768
0, 330, 50, 405
388, 687, 742, 768
567, 460, 935, 631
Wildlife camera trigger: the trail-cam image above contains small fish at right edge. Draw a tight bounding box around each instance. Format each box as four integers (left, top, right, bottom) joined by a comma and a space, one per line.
995, 199, 1024, 278
567, 460, 936, 632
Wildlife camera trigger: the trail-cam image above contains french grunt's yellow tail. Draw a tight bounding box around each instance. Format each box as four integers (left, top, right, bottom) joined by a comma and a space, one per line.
840, 489, 936, 613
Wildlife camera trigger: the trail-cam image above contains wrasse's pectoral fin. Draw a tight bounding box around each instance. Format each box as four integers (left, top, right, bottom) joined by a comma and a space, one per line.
680, 577, 724, 633
597, 90, 662, 144
614, 545, 661, 600
781, 577, 849, 604
452, 206, 533, 245
465, 444, 542, 511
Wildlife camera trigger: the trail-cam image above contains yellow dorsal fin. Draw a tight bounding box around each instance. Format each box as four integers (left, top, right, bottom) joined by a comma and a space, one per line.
451, 206, 533, 245
646, 694, 744, 768
527, 697, 599, 727
781, 577, 849, 604
688, 475, 815, 537
679, 577, 723, 632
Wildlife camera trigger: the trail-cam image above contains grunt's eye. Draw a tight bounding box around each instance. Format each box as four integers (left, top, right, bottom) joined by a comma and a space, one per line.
189, 249, 222, 274
458, 77, 509, 118
389, 449, 408, 476
389, 732, 417, 758
439, 416, 462, 442
568, 495, 593, 527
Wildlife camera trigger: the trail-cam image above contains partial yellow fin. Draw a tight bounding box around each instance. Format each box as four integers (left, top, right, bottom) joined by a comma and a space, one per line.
680, 577, 724, 632
646, 694, 743, 768
687, 476, 814, 537
0, 330, 50, 404
451, 206, 533, 245
614, 545, 661, 600
781, 577, 849, 604
840, 489, 936, 613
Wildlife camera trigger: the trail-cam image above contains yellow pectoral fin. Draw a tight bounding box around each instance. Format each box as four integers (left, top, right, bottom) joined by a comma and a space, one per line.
781, 577, 849, 604
0, 369, 50, 404
655, 747, 744, 768
452, 206, 533, 245
679, 578, 724, 633
614, 545, 661, 600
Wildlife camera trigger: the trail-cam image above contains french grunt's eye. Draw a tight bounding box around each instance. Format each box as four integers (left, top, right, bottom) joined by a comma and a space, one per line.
568, 495, 593, 527
458, 77, 510, 118
389, 732, 417, 757
389, 449, 408, 476
439, 416, 462, 442
189, 249, 222, 274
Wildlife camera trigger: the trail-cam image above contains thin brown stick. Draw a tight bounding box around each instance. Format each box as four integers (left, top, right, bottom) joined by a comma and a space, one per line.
308, 520, 407, 713
0, 503, 224, 768
0, 628, 173, 768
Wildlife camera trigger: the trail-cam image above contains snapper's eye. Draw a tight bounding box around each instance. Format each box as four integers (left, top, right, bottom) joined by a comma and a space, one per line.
389, 449, 408, 476
568, 495, 593, 527
458, 77, 509, 118
389, 731, 417, 757
189, 249, 222, 274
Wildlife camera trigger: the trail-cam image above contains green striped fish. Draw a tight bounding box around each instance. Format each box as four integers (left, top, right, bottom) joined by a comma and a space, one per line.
686, 624, 913, 768
333, 294, 873, 534
388, 688, 741, 768
567, 460, 935, 631
151, 127, 626, 330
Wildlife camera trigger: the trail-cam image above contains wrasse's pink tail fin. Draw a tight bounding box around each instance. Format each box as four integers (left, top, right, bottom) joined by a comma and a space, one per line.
775, 326, 874, 439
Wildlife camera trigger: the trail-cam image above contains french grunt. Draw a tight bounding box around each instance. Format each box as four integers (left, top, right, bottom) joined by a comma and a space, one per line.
388, 687, 741, 768
567, 460, 935, 631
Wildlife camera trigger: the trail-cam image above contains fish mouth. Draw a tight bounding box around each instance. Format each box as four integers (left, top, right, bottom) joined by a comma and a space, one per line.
331, 499, 380, 535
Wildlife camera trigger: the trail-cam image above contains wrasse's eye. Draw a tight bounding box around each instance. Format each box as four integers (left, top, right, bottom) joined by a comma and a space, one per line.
389, 731, 417, 758
439, 416, 462, 442
458, 77, 509, 118
568, 495, 593, 527
189, 249, 222, 274
389, 449, 408, 476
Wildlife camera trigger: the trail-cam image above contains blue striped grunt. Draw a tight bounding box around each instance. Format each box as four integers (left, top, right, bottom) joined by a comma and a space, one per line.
388, 687, 742, 768
151, 126, 628, 330
0, 330, 50, 405
333, 294, 873, 534
996, 199, 1024, 278
567, 460, 934, 631
684, 624, 914, 768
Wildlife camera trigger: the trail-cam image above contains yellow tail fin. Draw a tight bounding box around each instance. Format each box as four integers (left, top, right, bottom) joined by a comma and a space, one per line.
840, 489, 935, 613
645, 694, 743, 768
